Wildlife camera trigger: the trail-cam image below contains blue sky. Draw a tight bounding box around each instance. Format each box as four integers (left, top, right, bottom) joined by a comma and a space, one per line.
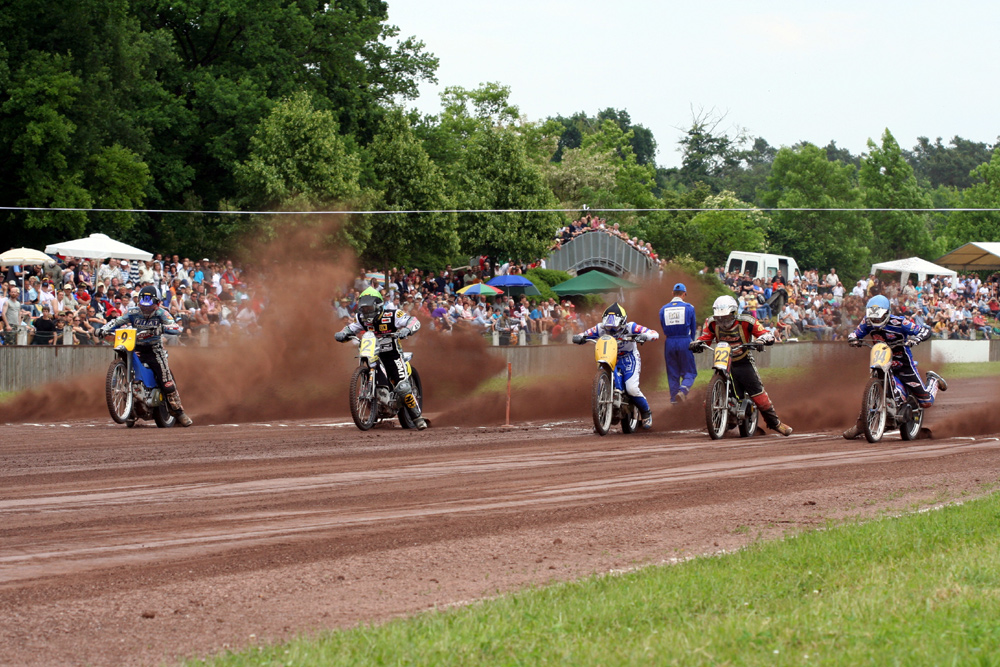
387, 1, 1000, 168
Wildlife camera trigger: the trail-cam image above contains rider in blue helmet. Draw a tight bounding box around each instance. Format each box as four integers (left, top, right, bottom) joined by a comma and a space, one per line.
843, 294, 947, 439
99, 285, 193, 426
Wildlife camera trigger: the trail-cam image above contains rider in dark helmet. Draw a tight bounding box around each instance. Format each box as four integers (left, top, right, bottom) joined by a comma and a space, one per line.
334, 287, 427, 430
99, 284, 193, 426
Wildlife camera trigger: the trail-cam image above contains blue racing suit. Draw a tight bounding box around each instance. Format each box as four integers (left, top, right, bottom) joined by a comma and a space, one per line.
659, 297, 698, 402
850, 314, 937, 407
578, 321, 659, 415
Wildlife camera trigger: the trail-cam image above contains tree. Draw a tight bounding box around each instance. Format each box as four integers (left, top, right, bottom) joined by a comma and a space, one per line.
906, 136, 996, 189
677, 111, 748, 192
362, 109, 459, 270
859, 129, 934, 260
235, 92, 367, 251
687, 191, 770, 268
939, 148, 1000, 247
454, 127, 562, 264
760, 143, 871, 278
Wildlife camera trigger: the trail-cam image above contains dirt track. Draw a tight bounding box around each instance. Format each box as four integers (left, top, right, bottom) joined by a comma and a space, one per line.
2, 375, 1000, 667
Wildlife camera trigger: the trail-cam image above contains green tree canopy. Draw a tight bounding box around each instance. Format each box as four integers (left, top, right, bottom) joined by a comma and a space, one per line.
687, 191, 770, 269
859, 128, 935, 261
939, 148, 1000, 247
761, 143, 872, 278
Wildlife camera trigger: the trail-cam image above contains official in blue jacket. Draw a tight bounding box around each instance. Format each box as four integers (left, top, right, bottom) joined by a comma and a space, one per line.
659, 282, 698, 403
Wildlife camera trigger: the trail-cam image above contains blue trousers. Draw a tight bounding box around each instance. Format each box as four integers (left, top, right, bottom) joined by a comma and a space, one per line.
664, 337, 697, 402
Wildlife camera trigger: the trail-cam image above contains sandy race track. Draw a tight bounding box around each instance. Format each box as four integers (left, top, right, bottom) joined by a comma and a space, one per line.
3, 372, 1000, 667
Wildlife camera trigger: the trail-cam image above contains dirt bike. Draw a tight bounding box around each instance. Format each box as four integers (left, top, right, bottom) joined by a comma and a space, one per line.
586, 333, 644, 436
697, 340, 765, 440
852, 340, 923, 442
104, 328, 176, 428
346, 330, 424, 431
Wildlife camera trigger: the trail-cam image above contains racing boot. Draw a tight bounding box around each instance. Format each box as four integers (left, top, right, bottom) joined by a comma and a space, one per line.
843, 409, 865, 440
753, 392, 792, 436
166, 391, 193, 427
773, 422, 794, 436
926, 370, 948, 392
641, 409, 653, 430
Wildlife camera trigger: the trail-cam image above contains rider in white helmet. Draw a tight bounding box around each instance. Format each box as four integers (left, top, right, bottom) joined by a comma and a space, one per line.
690, 294, 793, 436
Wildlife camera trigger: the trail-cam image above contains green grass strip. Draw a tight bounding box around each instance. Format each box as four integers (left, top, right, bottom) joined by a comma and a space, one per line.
191, 493, 1000, 667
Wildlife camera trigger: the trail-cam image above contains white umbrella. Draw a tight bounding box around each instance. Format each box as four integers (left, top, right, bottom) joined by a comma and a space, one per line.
0, 247, 52, 267
1, 247, 53, 305
44, 233, 153, 261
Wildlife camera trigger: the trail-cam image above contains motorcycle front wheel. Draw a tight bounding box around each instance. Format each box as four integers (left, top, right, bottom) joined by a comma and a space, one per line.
349, 366, 378, 431
592, 368, 613, 436
862, 376, 887, 443
705, 374, 729, 440
105, 359, 133, 424
899, 398, 923, 441
398, 368, 424, 429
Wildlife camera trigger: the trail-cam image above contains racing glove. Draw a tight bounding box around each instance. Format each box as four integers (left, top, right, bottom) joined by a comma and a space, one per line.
758, 333, 775, 346
847, 333, 862, 347
689, 340, 705, 353
905, 338, 918, 348
396, 327, 411, 339
334, 331, 348, 342
634, 333, 648, 343
572, 334, 585, 345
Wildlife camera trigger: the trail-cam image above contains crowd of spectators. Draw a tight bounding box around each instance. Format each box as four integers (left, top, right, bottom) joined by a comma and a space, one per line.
715, 266, 1000, 343
0, 255, 262, 346
332, 266, 588, 344
551, 214, 664, 271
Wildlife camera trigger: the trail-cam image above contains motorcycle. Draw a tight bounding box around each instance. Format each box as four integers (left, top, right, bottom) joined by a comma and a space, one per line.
697, 340, 765, 440
104, 328, 176, 428
587, 333, 644, 436
852, 340, 923, 442
346, 331, 424, 431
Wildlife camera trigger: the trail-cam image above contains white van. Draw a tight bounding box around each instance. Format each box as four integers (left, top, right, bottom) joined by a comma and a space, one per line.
725, 251, 800, 283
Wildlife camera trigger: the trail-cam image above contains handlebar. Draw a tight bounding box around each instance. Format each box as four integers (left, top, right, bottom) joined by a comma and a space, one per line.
850, 338, 906, 350
694, 341, 765, 353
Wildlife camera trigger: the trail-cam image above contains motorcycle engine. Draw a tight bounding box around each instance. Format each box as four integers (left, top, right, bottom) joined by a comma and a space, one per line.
377, 387, 396, 412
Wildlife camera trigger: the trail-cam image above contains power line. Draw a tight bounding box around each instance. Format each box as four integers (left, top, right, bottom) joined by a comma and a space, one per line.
3, 206, 1000, 215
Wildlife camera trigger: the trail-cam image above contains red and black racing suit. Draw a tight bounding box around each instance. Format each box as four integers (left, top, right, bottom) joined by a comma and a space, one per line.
696, 314, 785, 431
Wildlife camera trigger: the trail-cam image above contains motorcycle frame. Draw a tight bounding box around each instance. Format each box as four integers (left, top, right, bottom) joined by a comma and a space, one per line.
111, 328, 166, 418
594, 335, 635, 416
357, 331, 415, 419
868, 341, 917, 428
710, 342, 756, 428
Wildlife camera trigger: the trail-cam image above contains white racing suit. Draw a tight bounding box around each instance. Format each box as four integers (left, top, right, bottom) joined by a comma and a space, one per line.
578, 321, 659, 417
338, 310, 424, 422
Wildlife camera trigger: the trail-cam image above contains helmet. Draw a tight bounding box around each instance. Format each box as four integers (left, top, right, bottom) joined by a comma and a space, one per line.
137, 285, 158, 316
356, 288, 384, 328
866, 295, 891, 327
602, 302, 627, 336
712, 295, 739, 329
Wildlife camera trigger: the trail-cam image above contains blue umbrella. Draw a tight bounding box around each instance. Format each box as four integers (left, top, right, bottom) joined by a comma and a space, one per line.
487, 274, 542, 296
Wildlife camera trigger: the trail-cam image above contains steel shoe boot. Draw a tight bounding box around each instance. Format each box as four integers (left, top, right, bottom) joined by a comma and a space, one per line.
641, 411, 653, 430
166, 393, 193, 427
842, 423, 863, 439
774, 422, 793, 436
175, 412, 193, 427
926, 370, 948, 392
415, 417, 428, 430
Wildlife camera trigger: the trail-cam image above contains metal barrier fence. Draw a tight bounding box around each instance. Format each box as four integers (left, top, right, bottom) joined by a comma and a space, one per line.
3, 339, 998, 393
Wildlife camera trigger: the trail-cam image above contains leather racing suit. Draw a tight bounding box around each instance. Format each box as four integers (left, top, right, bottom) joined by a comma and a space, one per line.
577, 321, 659, 417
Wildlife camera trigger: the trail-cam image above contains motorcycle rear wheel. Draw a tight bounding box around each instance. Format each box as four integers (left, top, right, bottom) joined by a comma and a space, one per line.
899, 398, 923, 441
105, 359, 133, 424
592, 368, 613, 436
705, 374, 729, 440
350, 366, 378, 431
398, 368, 424, 429
153, 402, 176, 428
620, 402, 639, 434
862, 376, 887, 443
738, 400, 759, 438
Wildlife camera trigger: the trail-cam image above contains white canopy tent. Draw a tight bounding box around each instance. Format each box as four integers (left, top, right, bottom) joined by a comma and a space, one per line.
935, 242, 1000, 272
870, 257, 957, 286
44, 233, 152, 261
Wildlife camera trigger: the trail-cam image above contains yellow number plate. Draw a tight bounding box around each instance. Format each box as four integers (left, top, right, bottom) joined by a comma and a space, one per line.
870, 342, 892, 369
359, 333, 377, 360
595, 335, 618, 365
114, 328, 136, 352
712, 343, 731, 370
